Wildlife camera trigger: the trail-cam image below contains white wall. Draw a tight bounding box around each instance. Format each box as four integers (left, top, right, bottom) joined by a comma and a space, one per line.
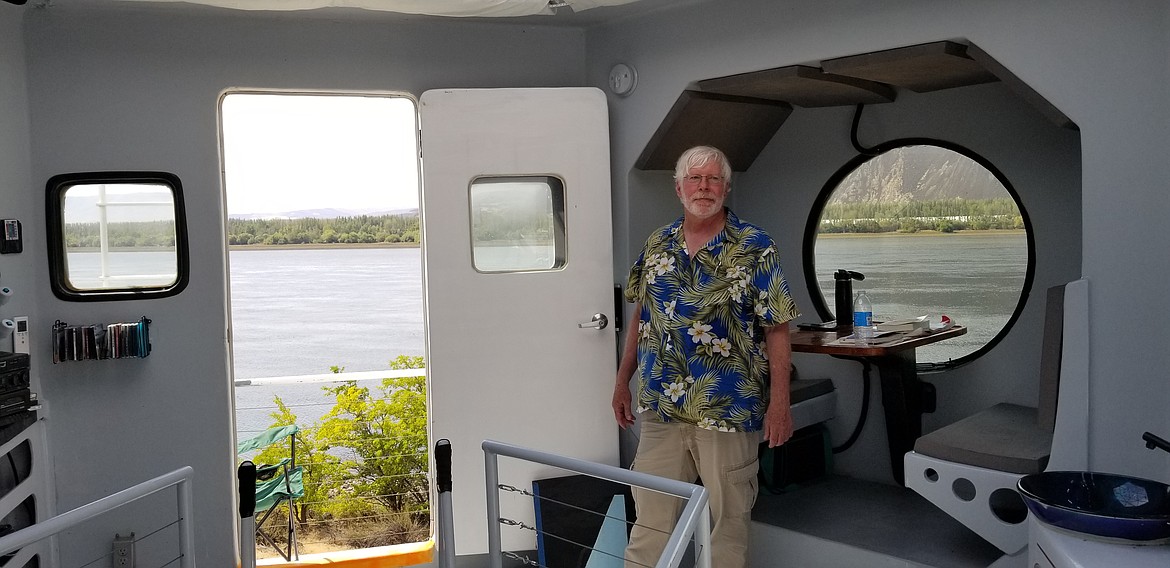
0, 5, 36, 338
0, 6, 34, 348
21, 5, 585, 564
591, 0, 1170, 481
0, 1, 55, 561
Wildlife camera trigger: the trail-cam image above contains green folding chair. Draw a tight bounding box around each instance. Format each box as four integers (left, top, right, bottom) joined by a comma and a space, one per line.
238, 424, 304, 561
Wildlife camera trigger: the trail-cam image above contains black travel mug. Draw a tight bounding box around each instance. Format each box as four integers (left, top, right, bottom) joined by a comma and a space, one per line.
834, 269, 864, 330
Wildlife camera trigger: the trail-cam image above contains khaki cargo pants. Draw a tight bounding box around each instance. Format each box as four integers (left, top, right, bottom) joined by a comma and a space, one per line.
624, 418, 760, 568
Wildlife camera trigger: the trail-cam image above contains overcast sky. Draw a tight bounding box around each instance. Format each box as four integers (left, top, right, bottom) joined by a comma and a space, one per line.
220, 93, 420, 216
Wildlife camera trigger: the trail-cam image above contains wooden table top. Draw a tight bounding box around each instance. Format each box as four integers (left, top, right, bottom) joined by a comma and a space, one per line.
790, 325, 967, 357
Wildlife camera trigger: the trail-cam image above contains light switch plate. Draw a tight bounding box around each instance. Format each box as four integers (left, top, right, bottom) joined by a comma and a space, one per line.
12, 316, 28, 354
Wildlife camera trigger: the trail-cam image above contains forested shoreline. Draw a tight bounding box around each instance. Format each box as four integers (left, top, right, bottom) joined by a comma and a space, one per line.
227, 214, 420, 245
64, 198, 1024, 249
820, 198, 1023, 234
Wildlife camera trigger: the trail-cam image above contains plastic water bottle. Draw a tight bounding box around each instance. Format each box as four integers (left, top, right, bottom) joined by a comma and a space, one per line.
853, 291, 874, 345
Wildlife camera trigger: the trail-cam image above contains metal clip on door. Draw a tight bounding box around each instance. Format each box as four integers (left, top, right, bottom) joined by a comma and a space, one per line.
578, 313, 608, 330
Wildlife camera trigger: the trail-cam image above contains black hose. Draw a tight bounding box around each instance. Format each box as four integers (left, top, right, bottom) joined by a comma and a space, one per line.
832, 360, 871, 454
850, 104, 881, 157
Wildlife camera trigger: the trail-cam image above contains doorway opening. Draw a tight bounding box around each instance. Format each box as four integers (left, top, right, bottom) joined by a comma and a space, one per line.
220, 92, 428, 560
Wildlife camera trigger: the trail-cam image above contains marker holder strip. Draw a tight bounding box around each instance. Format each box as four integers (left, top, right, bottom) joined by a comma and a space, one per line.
52, 317, 151, 363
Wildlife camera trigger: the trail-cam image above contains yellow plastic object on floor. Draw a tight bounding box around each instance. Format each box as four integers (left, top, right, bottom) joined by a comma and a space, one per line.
258, 540, 435, 568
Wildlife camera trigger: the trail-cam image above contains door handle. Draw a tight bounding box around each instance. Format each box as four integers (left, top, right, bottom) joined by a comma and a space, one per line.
578, 313, 609, 330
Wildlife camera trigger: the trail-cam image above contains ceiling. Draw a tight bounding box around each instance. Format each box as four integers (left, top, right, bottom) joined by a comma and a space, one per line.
27, 0, 700, 26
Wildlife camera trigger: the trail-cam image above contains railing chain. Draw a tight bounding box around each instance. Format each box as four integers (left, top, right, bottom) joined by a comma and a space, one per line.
497, 517, 536, 532
501, 550, 545, 567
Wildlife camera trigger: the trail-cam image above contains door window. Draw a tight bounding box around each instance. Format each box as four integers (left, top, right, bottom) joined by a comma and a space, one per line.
469, 176, 566, 272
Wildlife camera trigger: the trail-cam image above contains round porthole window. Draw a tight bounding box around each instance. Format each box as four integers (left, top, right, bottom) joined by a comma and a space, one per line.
805, 142, 1033, 368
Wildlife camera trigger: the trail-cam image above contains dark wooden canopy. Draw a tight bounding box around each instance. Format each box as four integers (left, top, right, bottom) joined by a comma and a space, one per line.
636, 40, 1074, 171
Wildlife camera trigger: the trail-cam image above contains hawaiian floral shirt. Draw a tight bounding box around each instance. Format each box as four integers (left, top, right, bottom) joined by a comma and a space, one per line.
625, 209, 800, 432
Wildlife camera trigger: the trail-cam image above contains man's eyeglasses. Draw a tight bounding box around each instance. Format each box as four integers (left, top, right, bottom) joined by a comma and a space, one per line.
682, 174, 726, 186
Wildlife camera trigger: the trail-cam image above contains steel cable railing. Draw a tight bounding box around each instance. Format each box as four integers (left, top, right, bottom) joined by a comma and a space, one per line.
0, 466, 195, 568
482, 439, 711, 568
494, 482, 676, 568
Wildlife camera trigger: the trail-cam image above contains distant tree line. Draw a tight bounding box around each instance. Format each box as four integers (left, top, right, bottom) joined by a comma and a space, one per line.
470, 209, 553, 244
228, 214, 420, 246
74, 198, 1018, 248
65, 221, 177, 248
819, 198, 1024, 234
66, 209, 552, 248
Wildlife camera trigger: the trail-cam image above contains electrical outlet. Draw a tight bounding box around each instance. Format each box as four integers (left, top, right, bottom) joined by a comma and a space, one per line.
112, 533, 135, 568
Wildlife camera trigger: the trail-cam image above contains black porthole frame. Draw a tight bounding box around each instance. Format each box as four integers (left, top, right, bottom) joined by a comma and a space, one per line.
801, 138, 1036, 371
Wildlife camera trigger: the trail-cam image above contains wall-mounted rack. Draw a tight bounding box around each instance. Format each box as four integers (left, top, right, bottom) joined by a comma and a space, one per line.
52, 316, 151, 363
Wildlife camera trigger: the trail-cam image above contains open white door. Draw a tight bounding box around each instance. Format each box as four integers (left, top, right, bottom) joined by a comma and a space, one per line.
420, 88, 618, 555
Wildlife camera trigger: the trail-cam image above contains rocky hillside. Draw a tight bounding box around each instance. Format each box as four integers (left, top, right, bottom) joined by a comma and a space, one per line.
829, 146, 1006, 204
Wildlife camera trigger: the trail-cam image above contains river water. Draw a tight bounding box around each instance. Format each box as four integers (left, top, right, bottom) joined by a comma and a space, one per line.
229, 247, 424, 439
814, 231, 1028, 363
229, 232, 1027, 437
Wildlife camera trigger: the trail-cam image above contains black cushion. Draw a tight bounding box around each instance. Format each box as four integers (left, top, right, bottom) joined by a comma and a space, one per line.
790, 378, 834, 405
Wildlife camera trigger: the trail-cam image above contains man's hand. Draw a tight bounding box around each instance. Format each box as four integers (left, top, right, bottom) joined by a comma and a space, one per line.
613, 302, 642, 429
763, 322, 794, 447
612, 381, 636, 428
763, 406, 793, 447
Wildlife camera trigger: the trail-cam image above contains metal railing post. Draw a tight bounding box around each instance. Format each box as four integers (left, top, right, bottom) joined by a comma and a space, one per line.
435, 439, 456, 568
238, 461, 257, 568
694, 501, 712, 568
483, 444, 503, 568
178, 474, 196, 568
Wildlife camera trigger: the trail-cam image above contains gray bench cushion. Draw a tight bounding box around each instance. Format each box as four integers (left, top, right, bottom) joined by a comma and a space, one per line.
914, 403, 1052, 474
790, 378, 834, 404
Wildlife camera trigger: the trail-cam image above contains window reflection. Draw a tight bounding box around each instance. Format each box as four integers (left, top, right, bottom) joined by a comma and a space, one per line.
469, 176, 566, 272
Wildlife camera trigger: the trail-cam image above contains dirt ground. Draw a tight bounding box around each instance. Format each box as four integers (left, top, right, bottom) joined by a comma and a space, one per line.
255, 534, 353, 560
253, 518, 429, 561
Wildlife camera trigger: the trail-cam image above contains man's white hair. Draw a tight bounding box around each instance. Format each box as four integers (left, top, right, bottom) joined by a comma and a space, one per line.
674, 146, 732, 184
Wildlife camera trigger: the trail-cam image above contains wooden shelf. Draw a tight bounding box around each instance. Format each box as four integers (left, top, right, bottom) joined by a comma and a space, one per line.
698, 65, 895, 108
821, 41, 999, 93
635, 40, 1076, 171
635, 90, 792, 171
965, 43, 1076, 130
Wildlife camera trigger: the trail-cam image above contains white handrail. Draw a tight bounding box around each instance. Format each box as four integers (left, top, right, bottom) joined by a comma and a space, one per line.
0, 466, 196, 567
234, 367, 426, 387
482, 440, 711, 568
